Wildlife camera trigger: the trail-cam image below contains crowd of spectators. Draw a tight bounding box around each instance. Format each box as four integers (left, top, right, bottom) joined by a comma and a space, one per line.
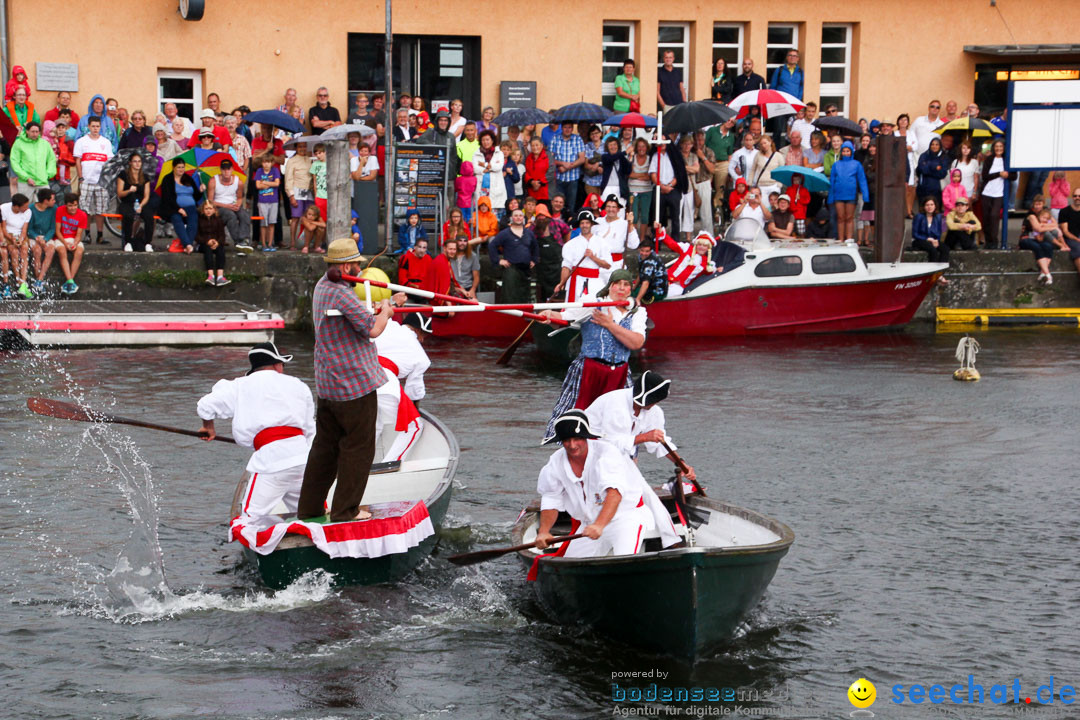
1, 51, 1077, 299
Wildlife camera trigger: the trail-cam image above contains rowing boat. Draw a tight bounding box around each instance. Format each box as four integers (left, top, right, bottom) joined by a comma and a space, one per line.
512, 492, 794, 659
229, 410, 457, 589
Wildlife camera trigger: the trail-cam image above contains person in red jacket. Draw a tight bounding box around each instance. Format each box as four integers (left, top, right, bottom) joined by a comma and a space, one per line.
5, 65, 30, 104
728, 178, 749, 214
397, 238, 431, 288
784, 173, 811, 237
524, 137, 550, 206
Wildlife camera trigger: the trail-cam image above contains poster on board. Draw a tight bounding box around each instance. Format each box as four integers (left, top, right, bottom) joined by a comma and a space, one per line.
391, 143, 449, 236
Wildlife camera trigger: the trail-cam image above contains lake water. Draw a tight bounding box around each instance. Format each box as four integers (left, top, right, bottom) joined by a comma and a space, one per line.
1, 327, 1078, 719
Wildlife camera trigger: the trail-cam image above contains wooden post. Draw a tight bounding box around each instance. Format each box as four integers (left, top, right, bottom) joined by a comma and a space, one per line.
326, 141, 351, 242
873, 134, 907, 263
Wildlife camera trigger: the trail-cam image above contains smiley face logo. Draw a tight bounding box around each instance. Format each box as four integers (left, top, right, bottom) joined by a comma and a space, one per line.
847, 678, 876, 709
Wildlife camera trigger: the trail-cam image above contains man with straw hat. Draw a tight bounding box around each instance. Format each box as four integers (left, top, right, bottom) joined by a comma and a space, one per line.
297, 238, 394, 522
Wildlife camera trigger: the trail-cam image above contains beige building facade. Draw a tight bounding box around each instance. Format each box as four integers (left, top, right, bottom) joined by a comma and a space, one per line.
5, 0, 1080, 124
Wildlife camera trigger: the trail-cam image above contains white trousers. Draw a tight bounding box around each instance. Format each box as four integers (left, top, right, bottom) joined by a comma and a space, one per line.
641, 484, 682, 548
563, 505, 654, 558
667, 283, 686, 298
375, 388, 424, 462
238, 464, 305, 522
695, 180, 714, 235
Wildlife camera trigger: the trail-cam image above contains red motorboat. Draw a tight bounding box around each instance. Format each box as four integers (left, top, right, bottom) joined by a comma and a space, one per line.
429, 308, 530, 339
646, 221, 947, 337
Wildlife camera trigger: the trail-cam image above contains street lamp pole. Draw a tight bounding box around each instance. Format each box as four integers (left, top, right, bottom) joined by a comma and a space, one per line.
384, 0, 394, 253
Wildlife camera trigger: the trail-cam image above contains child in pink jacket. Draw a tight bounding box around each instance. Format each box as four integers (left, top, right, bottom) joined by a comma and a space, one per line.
455, 161, 477, 223
941, 168, 968, 214
1047, 171, 1071, 220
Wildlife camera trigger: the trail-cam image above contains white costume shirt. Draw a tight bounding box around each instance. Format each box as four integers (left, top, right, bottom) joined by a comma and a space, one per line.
537, 439, 645, 525
373, 319, 430, 401
560, 304, 648, 335
584, 389, 675, 460
594, 216, 640, 273
561, 232, 612, 302
197, 370, 316, 473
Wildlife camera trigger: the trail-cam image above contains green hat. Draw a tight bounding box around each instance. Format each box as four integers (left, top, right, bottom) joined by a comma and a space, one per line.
597, 269, 634, 298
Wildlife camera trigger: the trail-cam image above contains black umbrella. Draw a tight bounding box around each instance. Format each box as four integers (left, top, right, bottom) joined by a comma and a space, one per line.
552, 102, 610, 124
661, 100, 736, 134
242, 109, 305, 134
493, 107, 553, 127
101, 148, 157, 199
813, 116, 863, 137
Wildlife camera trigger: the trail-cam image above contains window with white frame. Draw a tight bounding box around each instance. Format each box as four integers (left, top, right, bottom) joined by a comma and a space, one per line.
158, 69, 202, 123
766, 24, 799, 84
602, 22, 636, 110
819, 24, 853, 115
712, 23, 744, 74
658, 22, 690, 100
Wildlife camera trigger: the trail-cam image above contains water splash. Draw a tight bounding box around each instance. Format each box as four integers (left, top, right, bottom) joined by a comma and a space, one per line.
54, 569, 337, 624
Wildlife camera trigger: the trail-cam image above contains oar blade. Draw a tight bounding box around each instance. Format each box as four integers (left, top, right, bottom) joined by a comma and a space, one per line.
496, 322, 533, 366
446, 547, 518, 566
26, 397, 101, 423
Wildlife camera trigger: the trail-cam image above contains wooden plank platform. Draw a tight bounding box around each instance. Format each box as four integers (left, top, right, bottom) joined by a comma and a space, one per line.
936, 308, 1080, 327
0, 300, 283, 347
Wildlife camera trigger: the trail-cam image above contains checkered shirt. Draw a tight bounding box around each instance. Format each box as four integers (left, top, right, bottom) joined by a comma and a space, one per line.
312, 275, 383, 401
549, 133, 586, 182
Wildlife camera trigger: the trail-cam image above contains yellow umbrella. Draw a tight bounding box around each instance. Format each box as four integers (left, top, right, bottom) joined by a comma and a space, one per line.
933, 117, 1003, 138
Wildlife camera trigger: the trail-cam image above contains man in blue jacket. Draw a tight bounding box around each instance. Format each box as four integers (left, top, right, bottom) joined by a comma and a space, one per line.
769, 49, 804, 146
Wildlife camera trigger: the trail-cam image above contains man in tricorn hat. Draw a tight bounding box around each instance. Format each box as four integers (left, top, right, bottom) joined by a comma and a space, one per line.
197, 341, 315, 524
297, 238, 394, 522
534, 409, 655, 557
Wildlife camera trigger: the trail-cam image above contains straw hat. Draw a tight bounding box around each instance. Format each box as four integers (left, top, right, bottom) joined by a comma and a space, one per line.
324, 238, 365, 264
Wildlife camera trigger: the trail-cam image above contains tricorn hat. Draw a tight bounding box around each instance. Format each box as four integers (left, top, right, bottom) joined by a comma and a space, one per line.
544, 409, 602, 445
401, 311, 432, 334
632, 370, 670, 407
247, 341, 292, 375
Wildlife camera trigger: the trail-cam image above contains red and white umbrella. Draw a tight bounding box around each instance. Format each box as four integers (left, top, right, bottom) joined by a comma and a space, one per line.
728, 89, 806, 120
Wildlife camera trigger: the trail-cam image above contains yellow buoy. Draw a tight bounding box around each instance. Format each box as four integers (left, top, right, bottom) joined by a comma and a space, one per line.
353, 266, 392, 303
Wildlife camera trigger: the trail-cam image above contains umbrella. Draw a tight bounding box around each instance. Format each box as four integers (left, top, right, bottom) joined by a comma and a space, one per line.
155, 148, 245, 192
661, 100, 736, 134
242, 109, 304, 134
100, 148, 159, 198
319, 123, 376, 142
769, 165, 830, 192
813, 116, 863, 137
493, 107, 553, 127
601, 112, 657, 129
728, 90, 805, 120
283, 134, 322, 150
933, 117, 1003, 138
552, 102, 610, 123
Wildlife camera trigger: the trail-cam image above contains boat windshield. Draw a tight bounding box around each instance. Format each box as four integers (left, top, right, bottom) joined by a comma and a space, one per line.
724, 217, 771, 251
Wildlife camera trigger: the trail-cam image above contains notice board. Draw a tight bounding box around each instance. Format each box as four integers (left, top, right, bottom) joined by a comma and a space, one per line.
391, 143, 449, 235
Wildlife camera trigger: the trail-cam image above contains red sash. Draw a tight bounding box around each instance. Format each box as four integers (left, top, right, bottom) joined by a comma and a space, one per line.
611, 252, 624, 263
379, 356, 420, 431
568, 265, 601, 302
253, 426, 303, 450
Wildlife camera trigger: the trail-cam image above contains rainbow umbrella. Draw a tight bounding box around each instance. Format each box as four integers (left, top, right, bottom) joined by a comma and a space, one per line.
155, 148, 245, 192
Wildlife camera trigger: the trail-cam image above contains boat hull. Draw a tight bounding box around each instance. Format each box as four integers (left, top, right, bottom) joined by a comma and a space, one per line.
646, 270, 942, 337
246, 482, 452, 589
514, 498, 793, 659
429, 311, 530, 339
236, 410, 458, 589
530, 323, 580, 365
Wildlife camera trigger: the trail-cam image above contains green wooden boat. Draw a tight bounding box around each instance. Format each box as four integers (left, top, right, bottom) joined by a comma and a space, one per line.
230, 410, 457, 589
530, 322, 580, 365
511, 493, 794, 659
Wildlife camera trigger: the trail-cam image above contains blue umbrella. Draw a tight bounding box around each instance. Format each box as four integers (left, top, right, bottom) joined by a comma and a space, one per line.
552, 102, 610, 123
493, 107, 553, 126
770, 165, 830, 192
242, 109, 305, 134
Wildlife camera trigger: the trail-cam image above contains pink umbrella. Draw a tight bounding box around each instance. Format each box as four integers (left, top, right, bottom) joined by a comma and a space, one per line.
728, 89, 806, 120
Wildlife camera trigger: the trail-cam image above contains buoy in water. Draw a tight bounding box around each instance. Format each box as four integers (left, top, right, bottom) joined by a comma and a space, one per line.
353, 267, 392, 302
953, 335, 981, 382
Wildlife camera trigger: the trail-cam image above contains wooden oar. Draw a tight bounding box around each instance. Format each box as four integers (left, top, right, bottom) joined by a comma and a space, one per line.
27, 397, 237, 444
661, 439, 705, 496
446, 533, 584, 566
